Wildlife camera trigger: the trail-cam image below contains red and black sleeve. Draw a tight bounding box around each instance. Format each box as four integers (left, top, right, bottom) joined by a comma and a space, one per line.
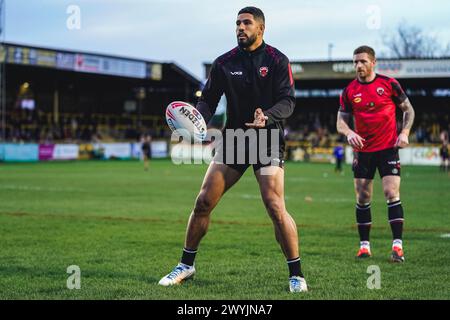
339, 87, 352, 113
390, 79, 408, 105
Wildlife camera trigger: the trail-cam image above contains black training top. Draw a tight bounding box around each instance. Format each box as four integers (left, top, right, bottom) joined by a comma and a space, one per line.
197, 41, 296, 133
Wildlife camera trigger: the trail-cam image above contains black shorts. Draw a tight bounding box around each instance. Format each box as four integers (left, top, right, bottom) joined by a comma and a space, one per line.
222, 157, 285, 174
142, 150, 151, 158
352, 148, 401, 179
212, 129, 285, 174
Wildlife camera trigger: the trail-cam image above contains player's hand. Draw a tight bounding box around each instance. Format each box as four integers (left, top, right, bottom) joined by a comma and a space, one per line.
395, 132, 409, 148
245, 108, 267, 128
346, 131, 365, 149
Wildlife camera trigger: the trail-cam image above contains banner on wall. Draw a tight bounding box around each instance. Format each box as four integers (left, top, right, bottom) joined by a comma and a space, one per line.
289, 58, 450, 80
2, 144, 39, 162
131, 143, 141, 158
38, 144, 79, 160
4, 44, 148, 79
151, 141, 169, 158
74, 53, 147, 78
0, 144, 4, 160
346, 146, 440, 166
131, 141, 169, 159
170, 143, 213, 163
307, 147, 334, 163
53, 144, 79, 160
288, 146, 335, 163
400, 147, 440, 165
39, 144, 55, 160
93, 143, 131, 159
78, 144, 94, 160
345, 146, 354, 165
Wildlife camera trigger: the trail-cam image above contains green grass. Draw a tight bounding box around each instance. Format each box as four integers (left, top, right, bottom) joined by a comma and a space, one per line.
0, 159, 449, 299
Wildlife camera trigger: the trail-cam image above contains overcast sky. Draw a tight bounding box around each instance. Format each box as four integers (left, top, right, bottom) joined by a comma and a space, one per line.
4, 0, 450, 80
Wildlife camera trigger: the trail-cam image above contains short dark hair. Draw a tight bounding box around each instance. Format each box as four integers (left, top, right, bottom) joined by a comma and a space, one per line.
353, 45, 376, 60
238, 6, 265, 24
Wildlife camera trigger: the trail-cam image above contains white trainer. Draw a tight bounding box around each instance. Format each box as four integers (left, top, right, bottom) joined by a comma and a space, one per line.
289, 276, 308, 292
158, 263, 196, 286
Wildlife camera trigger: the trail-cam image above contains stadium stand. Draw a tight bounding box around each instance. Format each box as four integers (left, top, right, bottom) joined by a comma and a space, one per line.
1, 43, 448, 165
0, 42, 200, 143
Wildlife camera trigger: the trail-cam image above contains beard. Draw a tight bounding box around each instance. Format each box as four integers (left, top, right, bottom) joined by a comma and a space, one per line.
357, 68, 369, 76
237, 33, 257, 49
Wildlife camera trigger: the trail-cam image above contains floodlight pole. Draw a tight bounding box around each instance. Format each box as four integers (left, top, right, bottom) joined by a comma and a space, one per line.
0, 0, 5, 142
328, 43, 334, 61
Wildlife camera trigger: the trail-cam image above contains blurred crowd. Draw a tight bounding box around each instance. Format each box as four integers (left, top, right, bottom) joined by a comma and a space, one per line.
1, 108, 449, 146
284, 112, 450, 147
0, 109, 171, 143
284, 113, 341, 147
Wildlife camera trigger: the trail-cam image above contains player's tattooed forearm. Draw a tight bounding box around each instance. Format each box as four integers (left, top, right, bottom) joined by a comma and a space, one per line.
336, 111, 351, 134
403, 111, 414, 131
337, 111, 350, 124
399, 99, 415, 131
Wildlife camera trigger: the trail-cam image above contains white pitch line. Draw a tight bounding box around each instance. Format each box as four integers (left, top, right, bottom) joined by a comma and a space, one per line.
229, 194, 291, 200
322, 198, 354, 203
0, 185, 82, 192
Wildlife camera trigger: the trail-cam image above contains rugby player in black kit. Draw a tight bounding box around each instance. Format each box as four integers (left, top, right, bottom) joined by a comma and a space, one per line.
158, 6, 307, 292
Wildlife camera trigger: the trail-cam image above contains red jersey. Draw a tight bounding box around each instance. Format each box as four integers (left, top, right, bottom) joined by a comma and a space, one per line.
339, 74, 407, 152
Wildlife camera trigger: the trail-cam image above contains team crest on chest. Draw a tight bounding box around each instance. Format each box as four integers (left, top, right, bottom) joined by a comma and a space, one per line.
259, 66, 269, 77
377, 87, 385, 95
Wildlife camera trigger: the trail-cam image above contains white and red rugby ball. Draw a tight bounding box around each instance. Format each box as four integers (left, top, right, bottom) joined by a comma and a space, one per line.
165, 101, 207, 142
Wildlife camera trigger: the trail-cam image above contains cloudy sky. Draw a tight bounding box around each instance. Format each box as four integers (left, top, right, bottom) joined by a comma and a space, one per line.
4, 0, 450, 80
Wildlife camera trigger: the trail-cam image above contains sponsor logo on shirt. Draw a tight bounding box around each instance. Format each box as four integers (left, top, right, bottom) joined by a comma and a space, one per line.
353, 97, 362, 103
377, 87, 385, 95
230, 71, 243, 76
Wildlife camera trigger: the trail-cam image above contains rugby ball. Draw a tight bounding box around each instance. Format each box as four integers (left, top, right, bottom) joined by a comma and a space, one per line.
165, 101, 207, 142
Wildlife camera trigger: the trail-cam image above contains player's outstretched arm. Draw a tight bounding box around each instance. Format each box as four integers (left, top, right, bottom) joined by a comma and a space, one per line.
337, 111, 365, 149
196, 60, 224, 124
395, 98, 415, 148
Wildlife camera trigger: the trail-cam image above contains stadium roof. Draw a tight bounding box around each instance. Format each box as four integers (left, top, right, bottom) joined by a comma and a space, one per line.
204, 57, 450, 80
0, 41, 201, 85
289, 58, 450, 80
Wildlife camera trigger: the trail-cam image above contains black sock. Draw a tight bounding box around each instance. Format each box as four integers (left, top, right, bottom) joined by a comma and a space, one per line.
287, 257, 304, 278
356, 203, 372, 242
181, 247, 197, 266
388, 200, 404, 240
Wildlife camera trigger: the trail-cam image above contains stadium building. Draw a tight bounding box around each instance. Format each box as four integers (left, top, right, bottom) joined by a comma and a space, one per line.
1, 42, 448, 165
0, 42, 201, 142
203, 58, 450, 164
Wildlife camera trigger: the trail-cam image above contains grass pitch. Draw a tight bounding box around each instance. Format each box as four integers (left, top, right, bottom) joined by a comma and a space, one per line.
0, 159, 449, 299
